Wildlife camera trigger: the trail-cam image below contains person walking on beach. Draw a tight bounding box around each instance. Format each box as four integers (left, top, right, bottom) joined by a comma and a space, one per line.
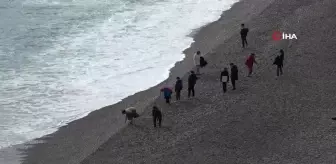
188, 71, 198, 97
194, 51, 202, 75
240, 23, 249, 48
279, 49, 284, 70
152, 105, 162, 128
230, 63, 238, 90
160, 87, 173, 104
122, 107, 139, 124
245, 53, 257, 77
175, 77, 183, 100
220, 68, 229, 93
273, 54, 283, 77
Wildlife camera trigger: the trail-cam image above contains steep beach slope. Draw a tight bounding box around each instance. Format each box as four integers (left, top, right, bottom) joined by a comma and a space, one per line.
80, 0, 336, 163
21, 0, 336, 163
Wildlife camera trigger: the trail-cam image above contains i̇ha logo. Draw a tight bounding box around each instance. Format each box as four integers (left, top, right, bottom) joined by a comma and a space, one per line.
272, 31, 297, 41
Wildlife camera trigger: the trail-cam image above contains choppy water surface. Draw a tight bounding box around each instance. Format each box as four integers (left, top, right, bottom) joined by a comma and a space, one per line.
0, 0, 238, 148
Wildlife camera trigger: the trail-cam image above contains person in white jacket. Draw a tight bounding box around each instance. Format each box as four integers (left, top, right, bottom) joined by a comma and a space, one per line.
193, 51, 201, 74
121, 107, 139, 124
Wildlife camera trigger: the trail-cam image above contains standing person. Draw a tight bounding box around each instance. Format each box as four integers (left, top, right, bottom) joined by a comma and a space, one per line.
220, 68, 229, 93
193, 51, 201, 75
273, 54, 283, 77
279, 49, 284, 71
240, 24, 249, 48
230, 63, 238, 90
245, 53, 257, 77
152, 105, 162, 128
188, 71, 198, 97
160, 87, 173, 104
175, 77, 183, 100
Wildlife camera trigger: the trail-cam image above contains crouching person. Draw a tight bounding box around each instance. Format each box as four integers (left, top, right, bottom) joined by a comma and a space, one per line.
152, 106, 162, 128
122, 107, 139, 124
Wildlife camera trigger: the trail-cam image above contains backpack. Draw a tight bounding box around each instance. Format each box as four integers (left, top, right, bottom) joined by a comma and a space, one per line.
200, 56, 208, 67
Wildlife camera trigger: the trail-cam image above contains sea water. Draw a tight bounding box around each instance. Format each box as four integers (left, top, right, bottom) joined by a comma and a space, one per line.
0, 0, 238, 148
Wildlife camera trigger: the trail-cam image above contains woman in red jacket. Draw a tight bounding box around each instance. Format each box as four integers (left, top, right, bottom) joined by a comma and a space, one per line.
245, 53, 257, 77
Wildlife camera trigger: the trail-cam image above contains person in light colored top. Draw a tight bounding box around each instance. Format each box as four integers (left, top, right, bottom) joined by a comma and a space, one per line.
193, 51, 201, 74
121, 107, 139, 124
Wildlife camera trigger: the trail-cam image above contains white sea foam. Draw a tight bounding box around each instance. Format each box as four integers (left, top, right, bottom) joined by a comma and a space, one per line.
0, 0, 238, 148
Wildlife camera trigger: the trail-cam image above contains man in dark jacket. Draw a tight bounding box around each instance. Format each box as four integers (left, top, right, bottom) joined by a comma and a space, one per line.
230, 63, 238, 90
240, 24, 249, 48
152, 105, 162, 127
220, 68, 229, 93
279, 49, 284, 70
273, 55, 283, 76
175, 77, 183, 100
188, 71, 198, 97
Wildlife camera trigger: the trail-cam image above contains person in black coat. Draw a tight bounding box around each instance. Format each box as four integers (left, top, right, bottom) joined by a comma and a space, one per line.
273, 55, 283, 76
279, 49, 284, 69
220, 68, 229, 93
240, 23, 249, 48
188, 71, 198, 97
152, 105, 162, 127
230, 63, 238, 90
175, 77, 183, 100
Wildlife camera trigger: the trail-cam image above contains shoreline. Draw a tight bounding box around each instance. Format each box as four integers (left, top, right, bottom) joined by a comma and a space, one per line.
1, 1, 244, 163
81, 0, 336, 162
5, 0, 336, 163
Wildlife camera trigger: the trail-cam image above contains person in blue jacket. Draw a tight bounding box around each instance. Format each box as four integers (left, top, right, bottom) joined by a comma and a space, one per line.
160, 87, 173, 104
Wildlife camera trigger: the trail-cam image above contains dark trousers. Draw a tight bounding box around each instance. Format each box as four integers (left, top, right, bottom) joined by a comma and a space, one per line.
165, 97, 170, 104
188, 86, 195, 97
231, 79, 236, 89
222, 82, 227, 93
241, 36, 248, 48
248, 66, 253, 76
277, 65, 283, 76
176, 90, 181, 100
153, 115, 162, 127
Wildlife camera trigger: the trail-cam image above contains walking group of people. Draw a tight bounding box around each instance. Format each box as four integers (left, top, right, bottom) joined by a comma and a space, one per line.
122, 23, 286, 127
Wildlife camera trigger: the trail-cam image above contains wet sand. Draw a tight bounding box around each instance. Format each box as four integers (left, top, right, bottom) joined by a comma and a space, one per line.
19, 0, 336, 163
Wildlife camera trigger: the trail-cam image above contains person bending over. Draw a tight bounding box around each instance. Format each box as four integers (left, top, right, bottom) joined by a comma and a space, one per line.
121, 107, 139, 124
